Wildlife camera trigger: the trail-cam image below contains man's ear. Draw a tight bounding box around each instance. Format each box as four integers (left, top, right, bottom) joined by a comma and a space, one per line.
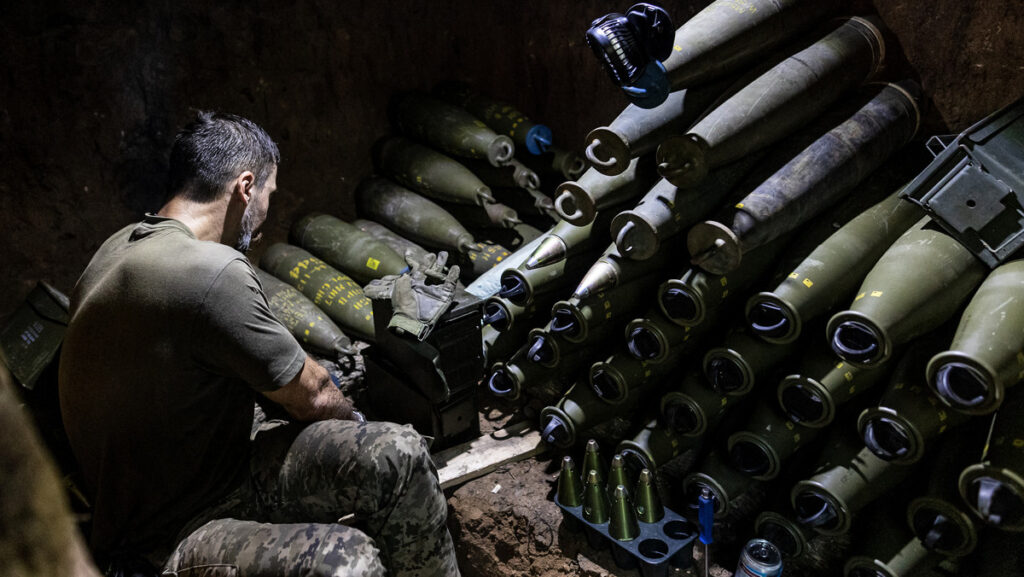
234, 171, 257, 204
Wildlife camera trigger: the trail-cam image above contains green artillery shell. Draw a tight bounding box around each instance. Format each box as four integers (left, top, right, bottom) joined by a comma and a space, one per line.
520, 145, 589, 182
492, 187, 557, 221
352, 218, 432, 266
660, 370, 743, 437
687, 81, 920, 275
553, 156, 659, 227
290, 213, 408, 285
486, 339, 580, 401
540, 369, 657, 448
256, 269, 355, 358
572, 235, 689, 302
556, 455, 584, 508
465, 231, 547, 299
663, 0, 843, 91
633, 469, 665, 523
703, 330, 800, 396
777, 348, 891, 428
611, 155, 763, 261
463, 242, 513, 281
259, 243, 374, 342
625, 310, 708, 365
482, 324, 525, 370
440, 200, 521, 229
659, 233, 790, 327
858, 338, 970, 465
927, 260, 1024, 415
527, 322, 613, 369
615, 418, 693, 473
463, 157, 542, 190
499, 246, 599, 308
843, 536, 941, 577
609, 484, 640, 541
727, 400, 821, 481
583, 468, 611, 525
657, 16, 886, 187
389, 92, 515, 167
588, 346, 684, 406
827, 223, 987, 369
373, 136, 495, 206
482, 295, 531, 333
684, 449, 761, 518
355, 175, 478, 255
433, 80, 552, 156
906, 431, 982, 557
755, 510, 817, 559
746, 188, 923, 345
585, 80, 730, 176
791, 444, 914, 536
524, 219, 605, 269
958, 388, 1024, 531
550, 272, 664, 344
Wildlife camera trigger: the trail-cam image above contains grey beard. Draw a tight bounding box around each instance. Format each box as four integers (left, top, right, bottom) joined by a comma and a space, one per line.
235, 202, 259, 253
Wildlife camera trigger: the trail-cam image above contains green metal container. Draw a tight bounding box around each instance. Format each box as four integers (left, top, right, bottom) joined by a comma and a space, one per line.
259, 243, 375, 342
657, 16, 886, 187
663, 0, 842, 91
390, 92, 515, 167
553, 156, 659, 227
585, 80, 729, 176
927, 260, 1024, 414
686, 81, 920, 275
256, 269, 354, 359
827, 223, 987, 369
355, 175, 478, 255
290, 213, 408, 284
746, 189, 923, 345
373, 136, 495, 206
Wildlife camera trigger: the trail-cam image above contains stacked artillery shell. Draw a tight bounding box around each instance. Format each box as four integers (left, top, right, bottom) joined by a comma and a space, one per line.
958, 388, 1024, 532
439, 200, 521, 230
755, 510, 818, 559
746, 189, 924, 345
486, 338, 584, 401
550, 271, 664, 345
570, 237, 685, 302
482, 323, 524, 370
660, 369, 746, 438
662, 0, 843, 92
463, 242, 512, 280
927, 259, 1024, 414
587, 347, 687, 406
290, 213, 409, 284
553, 156, 659, 227
610, 155, 763, 261
373, 136, 496, 206
858, 336, 971, 465
703, 329, 800, 396
433, 80, 553, 156
905, 433, 982, 558
656, 16, 886, 188
624, 304, 717, 365
686, 81, 921, 275
683, 449, 763, 519
389, 92, 515, 167
540, 367, 659, 448
465, 229, 548, 299
615, 418, 695, 473
256, 269, 355, 358
354, 175, 478, 255
259, 243, 375, 342
584, 79, 731, 177
527, 322, 614, 369
519, 145, 588, 182
352, 218, 432, 266
777, 345, 892, 428
826, 221, 988, 369
462, 157, 542, 191
657, 232, 791, 329
791, 435, 917, 536
727, 396, 822, 482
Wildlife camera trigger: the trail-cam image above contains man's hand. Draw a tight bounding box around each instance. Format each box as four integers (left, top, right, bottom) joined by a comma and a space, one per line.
262, 357, 358, 422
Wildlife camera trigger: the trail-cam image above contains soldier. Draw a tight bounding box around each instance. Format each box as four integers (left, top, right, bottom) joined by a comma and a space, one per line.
58, 111, 460, 577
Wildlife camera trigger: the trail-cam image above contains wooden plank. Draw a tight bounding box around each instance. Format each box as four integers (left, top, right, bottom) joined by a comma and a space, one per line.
434, 420, 547, 490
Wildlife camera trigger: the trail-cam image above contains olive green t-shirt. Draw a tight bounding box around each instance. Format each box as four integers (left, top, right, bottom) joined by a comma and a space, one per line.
58, 215, 306, 557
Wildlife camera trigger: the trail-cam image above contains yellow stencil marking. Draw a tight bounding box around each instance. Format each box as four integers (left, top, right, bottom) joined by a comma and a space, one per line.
366, 257, 380, 270
1013, 439, 1024, 448
871, 290, 884, 297
304, 329, 310, 336
844, 371, 853, 382
735, 203, 745, 208
789, 272, 799, 279
803, 278, 814, 288
674, 45, 682, 52
855, 292, 866, 301
785, 421, 795, 430
720, 277, 728, 286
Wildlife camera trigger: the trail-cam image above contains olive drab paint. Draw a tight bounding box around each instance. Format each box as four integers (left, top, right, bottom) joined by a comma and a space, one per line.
259, 243, 375, 342
389, 92, 515, 167
553, 156, 659, 227
352, 218, 433, 267
373, 136, 496, 206
256, 269, 355, 359
433, 80, 552, 157
290, 213, 408, 285
657, 16, 886, 187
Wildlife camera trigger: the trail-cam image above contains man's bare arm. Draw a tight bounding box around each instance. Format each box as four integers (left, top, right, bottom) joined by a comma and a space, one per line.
261, 356, 355, 421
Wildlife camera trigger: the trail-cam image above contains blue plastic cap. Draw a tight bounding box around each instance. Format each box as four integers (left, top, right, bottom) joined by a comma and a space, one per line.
624, 60, 669, 109
525, 125, 553, 155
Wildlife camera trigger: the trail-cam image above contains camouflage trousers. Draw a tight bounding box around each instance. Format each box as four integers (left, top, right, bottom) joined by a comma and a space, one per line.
160, 419, 461, 577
